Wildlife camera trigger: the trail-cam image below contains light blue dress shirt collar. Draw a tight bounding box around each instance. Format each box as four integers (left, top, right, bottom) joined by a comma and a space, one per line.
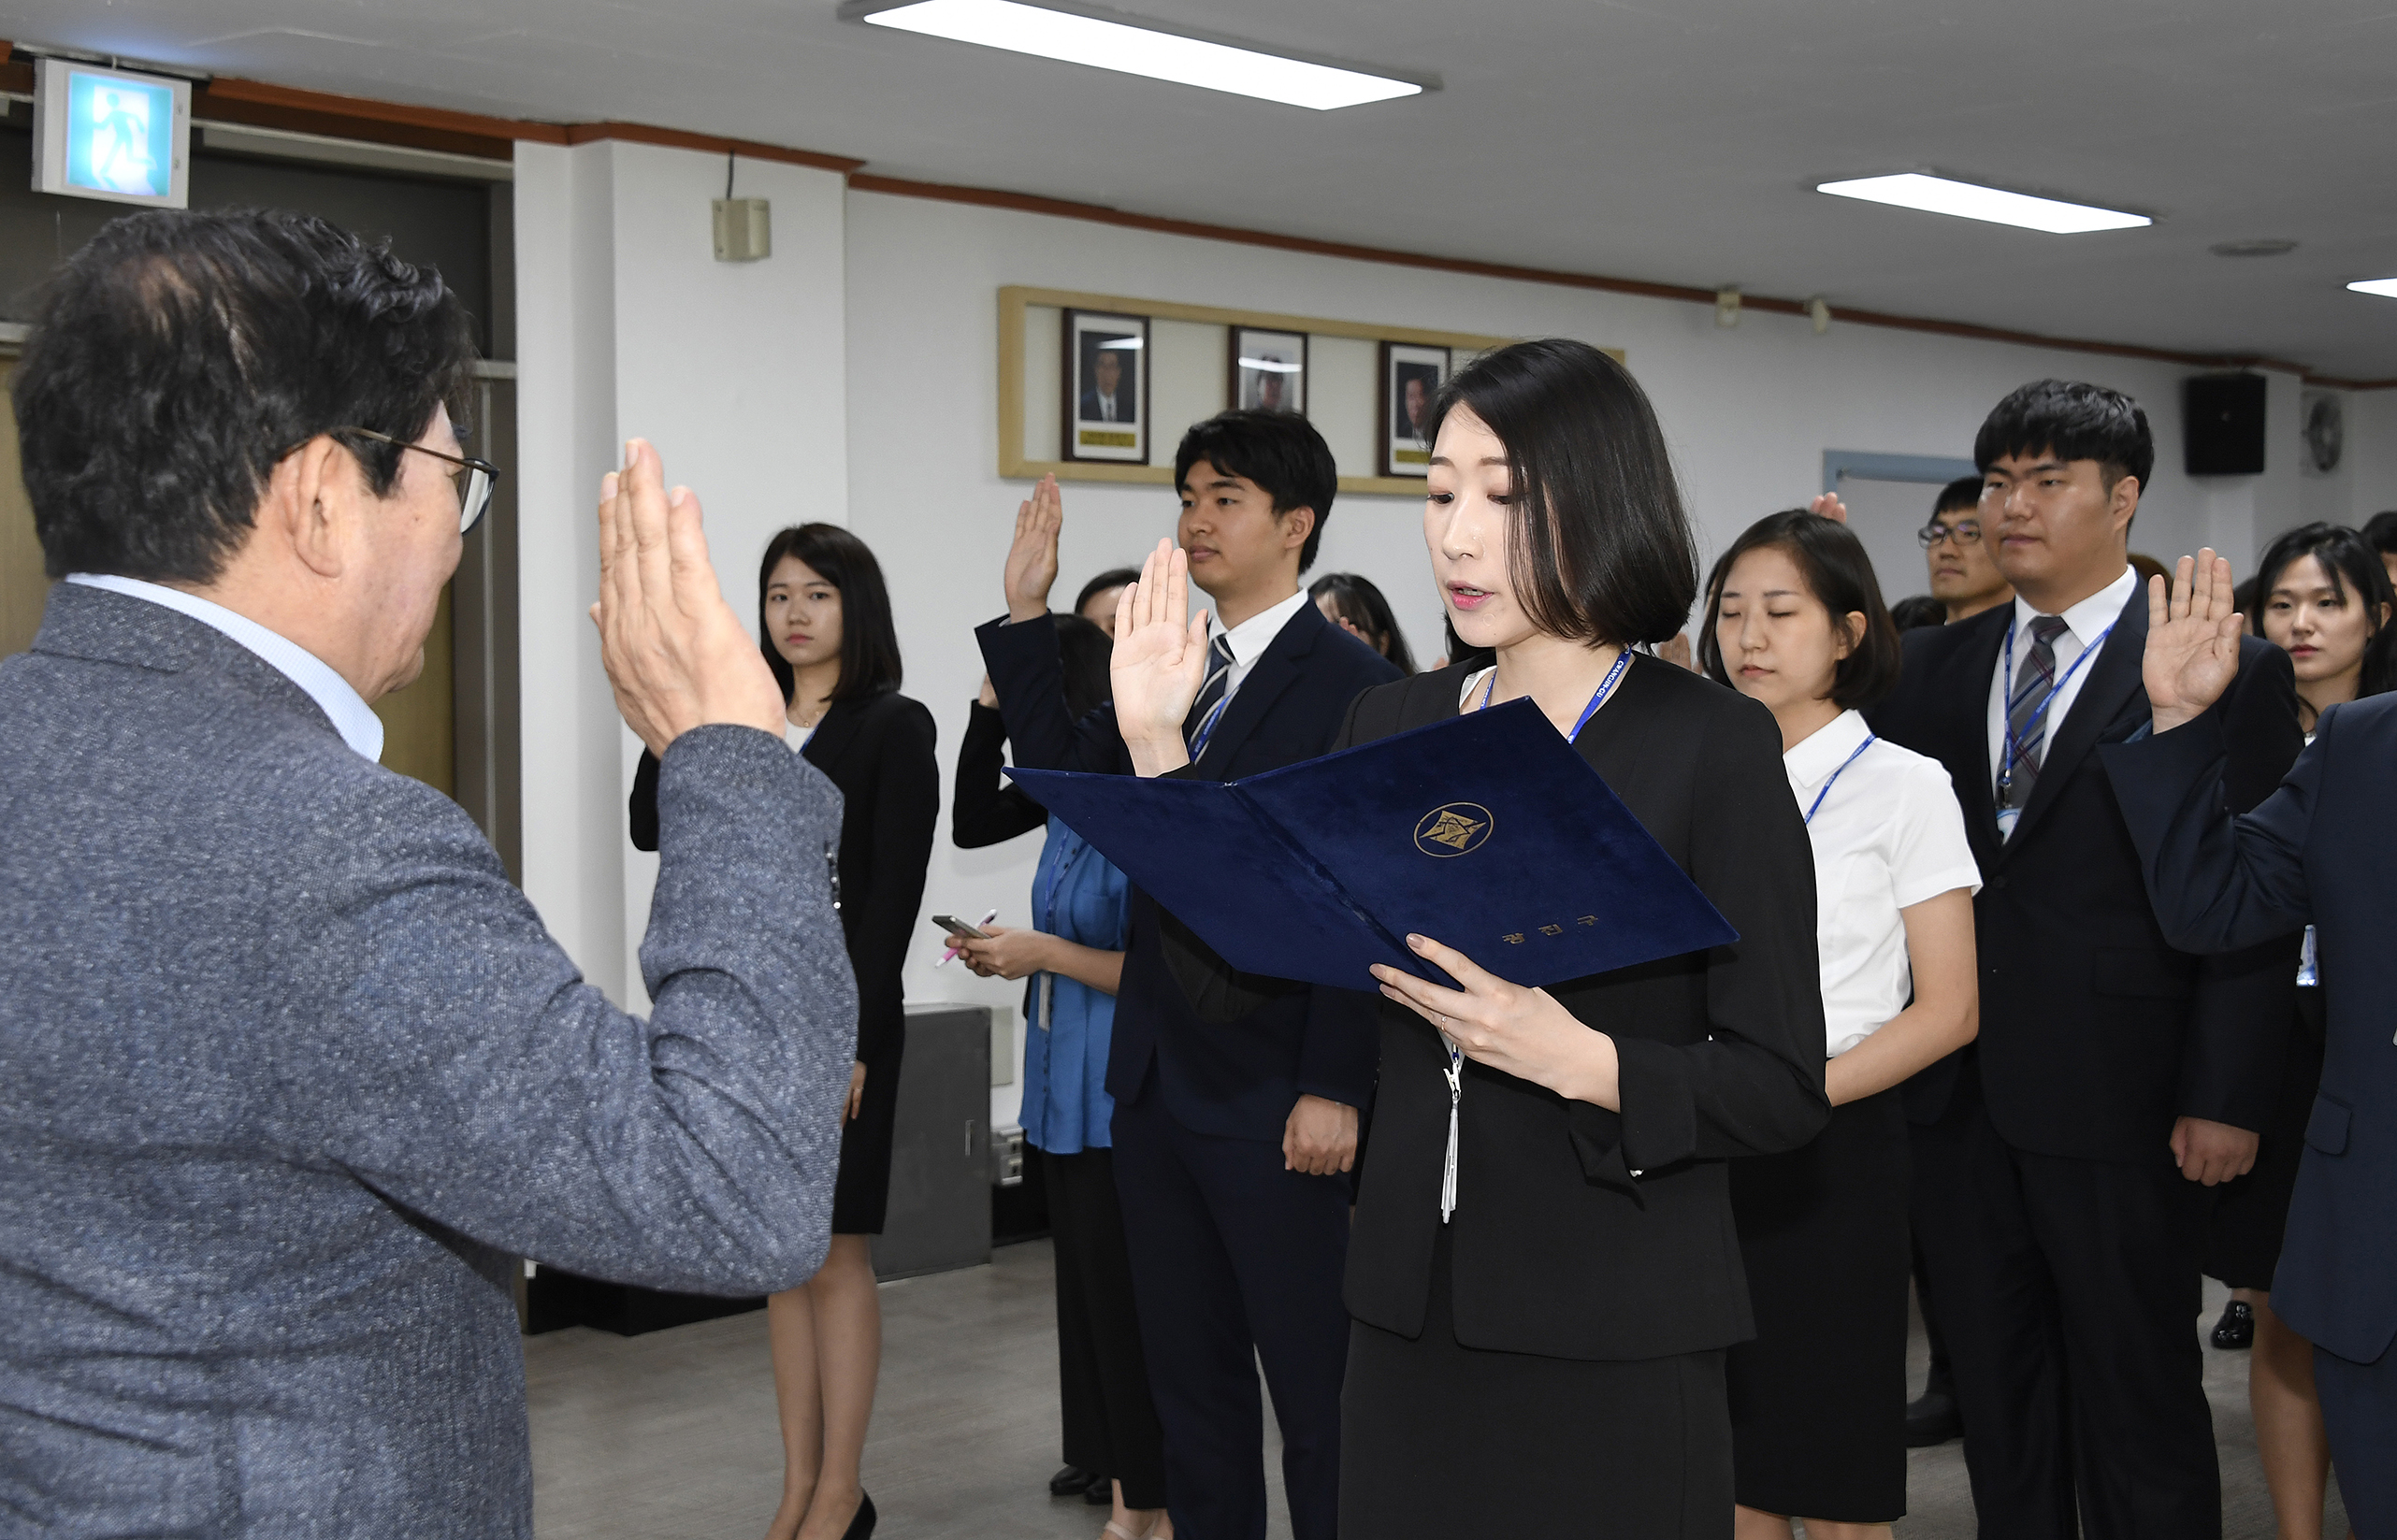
65, 573, 386, 762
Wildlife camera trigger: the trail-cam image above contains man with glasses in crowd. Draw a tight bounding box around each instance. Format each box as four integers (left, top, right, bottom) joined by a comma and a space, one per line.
1, 209, 857, 1533
1922, 473, 2014, 624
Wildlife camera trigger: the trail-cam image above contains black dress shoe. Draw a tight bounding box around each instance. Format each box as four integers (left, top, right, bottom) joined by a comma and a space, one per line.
2211, 1299, 2256, 1349
1905, 1388, 1963, 1447
1050, 1465, 1100, 1498
1085, 1475, 1115, 1505
840, 1491, 876, 1540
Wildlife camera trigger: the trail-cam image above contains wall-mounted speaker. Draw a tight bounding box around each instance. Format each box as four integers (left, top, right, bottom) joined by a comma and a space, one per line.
2183, 374, 2267, 477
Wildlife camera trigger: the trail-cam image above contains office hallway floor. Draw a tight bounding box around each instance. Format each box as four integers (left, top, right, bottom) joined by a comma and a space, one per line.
527, 1240, 2345, 1539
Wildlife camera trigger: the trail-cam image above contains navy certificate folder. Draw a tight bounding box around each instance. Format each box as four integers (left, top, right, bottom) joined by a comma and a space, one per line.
1007, 698, 1737, 991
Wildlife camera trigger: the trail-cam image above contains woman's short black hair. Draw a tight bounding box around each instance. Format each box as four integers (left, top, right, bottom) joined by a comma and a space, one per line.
1973, 379, 2155, 492
1889, 594, 1947, 632
2255, 521, 2397, 699
2361, 510, 2397, 557
1423, 339, 1698, 646
1699, 509, 1903, 712
1307, 571, 1418, 673
1072, 568, 1140, 619
1054, 613, 1114, 722
13, 208, 477, 583
1173, 410, 1337, 573
758, 524, 903, 704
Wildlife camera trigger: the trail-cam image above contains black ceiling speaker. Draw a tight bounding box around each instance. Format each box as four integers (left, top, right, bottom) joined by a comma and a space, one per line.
2183, 373, 2267, 477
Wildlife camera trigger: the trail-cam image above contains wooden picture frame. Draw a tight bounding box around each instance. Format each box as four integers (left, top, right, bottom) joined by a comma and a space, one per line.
1061, 309, 1150, 464
1228, 325, 1307, 417
1379, 341, 1451, 478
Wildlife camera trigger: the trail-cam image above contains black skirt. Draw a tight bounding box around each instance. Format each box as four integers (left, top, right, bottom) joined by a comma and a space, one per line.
830, 1021, 903, 1235
2207, 986, 2326, 1290
1724, 1085, 1909, 1524
1339, 1225, 1733, 1539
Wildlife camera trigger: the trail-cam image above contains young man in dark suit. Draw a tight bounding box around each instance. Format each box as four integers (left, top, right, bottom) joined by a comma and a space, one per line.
2108, 551, 2397, 1540
978, 412, 1400, 1540
1870, 381, 2302, 1537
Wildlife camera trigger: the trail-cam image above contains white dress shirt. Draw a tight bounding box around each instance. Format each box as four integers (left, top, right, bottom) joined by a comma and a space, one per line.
1209, 587, 1311, 703
1786, 710, 1982, 1057
65, 572, 384, 761
1985, 563, 2138, 836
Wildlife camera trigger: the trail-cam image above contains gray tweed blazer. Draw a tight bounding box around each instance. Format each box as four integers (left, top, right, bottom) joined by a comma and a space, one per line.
0, 584, 859, 1537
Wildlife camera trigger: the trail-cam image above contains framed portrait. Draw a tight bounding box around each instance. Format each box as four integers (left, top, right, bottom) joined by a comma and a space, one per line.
1062, 309, 1150, 463
1380, 342, 1451, 477
1228, 326, 1307, 416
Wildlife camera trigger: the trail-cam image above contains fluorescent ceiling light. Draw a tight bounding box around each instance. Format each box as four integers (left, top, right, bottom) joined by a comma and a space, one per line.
853, 0, 1424, 110
2346, 278, 2397, 299
1816, 172, 2151, 234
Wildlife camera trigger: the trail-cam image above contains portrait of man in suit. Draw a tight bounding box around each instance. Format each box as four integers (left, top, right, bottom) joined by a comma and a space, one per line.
1078, 339, 1137, 425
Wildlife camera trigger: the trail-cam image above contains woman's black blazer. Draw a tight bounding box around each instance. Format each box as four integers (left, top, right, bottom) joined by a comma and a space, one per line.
633, 690, 939, 1067
1166, 656, 1828, 1360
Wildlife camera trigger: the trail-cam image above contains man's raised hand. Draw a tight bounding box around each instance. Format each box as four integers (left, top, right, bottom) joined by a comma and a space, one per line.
2144, 549, 2244, 735
1004, 474, 1063, 623
590, 439, 787, 756
1111, 539, 1211, 778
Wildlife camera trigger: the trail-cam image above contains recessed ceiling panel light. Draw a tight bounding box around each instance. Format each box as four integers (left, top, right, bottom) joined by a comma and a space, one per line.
845, 0, 1427, 110
1816, 172, 2151, 234
2348, 279, 2397, 299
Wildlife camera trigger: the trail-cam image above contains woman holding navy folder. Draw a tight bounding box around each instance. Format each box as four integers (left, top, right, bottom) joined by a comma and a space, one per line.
1110, 339, 1831, 1537
1701, 511, 1981, 1540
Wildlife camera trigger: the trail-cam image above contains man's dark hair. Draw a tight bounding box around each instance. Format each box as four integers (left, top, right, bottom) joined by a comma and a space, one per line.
758, 524, 903, 704
1933, 475, 1985, 518
1699, 509, 1903, 711
2255, 521, 2397, 699
1308, 571, 1419, 673
1889, 594, 1947, 631
1423, 338, 1697, 646
2362, 511, 2397, 556
1072, 568, 1140, 619
1173, 410, 1336, 573
13, 208, 477, 583
1973, 379, 2155, 492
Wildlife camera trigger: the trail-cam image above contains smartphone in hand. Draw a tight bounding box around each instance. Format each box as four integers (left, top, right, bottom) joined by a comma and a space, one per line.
930, 914, 991, 941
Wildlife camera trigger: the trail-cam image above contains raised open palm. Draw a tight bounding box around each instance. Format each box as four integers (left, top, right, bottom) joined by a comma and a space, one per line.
1003, 474, 1063, 622
1112, 539, 1212, 777
2144, 549, 2244, 734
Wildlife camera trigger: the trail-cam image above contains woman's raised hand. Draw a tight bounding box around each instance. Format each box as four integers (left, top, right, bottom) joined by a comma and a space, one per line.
1004, 475, 1063, 623
1111, 539, 1211, 777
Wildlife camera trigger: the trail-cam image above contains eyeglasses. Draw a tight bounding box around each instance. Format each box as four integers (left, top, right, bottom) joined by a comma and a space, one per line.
332, 426, 500, 535
1917, 519, 1984, 549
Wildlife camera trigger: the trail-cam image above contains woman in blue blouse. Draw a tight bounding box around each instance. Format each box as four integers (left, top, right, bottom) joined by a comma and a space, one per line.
951, 612, 1170, 1540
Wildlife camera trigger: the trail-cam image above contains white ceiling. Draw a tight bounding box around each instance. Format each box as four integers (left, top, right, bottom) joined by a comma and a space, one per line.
11, 0, 2397, 378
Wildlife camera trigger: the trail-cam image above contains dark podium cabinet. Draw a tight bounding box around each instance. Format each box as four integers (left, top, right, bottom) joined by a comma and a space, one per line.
874, 1002, 995, 1280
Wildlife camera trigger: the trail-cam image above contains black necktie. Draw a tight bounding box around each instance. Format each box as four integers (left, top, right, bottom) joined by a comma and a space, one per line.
1182, 631, 1238, 752
2000, 614, 2072, 820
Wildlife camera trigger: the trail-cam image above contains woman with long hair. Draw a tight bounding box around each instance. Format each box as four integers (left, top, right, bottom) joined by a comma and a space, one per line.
631, 524, 938, 1540
1701, 511, 1981, 1540
2203, 521, 2391, 1540
1308, 571, 1419, 673
1107, 338, 1829, 1535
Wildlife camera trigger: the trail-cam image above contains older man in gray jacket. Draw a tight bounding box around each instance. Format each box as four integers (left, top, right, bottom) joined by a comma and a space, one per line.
0, 211, 854, 1535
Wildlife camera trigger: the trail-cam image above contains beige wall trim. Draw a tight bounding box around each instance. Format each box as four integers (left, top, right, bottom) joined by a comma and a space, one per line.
996, 284, 1553, 497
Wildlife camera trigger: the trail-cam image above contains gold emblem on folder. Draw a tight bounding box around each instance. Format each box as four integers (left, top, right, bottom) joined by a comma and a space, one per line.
1413, 802, 1494, 857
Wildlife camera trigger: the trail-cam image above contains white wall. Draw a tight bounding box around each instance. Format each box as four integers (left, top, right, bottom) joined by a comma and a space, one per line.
515, 140, 849, 1007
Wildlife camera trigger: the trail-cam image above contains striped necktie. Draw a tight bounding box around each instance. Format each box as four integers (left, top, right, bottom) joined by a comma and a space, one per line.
2000, 614, 2072, 820
1182, 631, 1238, 753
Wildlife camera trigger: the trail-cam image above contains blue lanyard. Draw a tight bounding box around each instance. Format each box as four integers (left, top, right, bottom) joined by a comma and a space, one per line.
1803, 734, 1874, 826
1188, 693, 1231, 758
1476, 647, 1634, 740
1997, 615, 2115, 793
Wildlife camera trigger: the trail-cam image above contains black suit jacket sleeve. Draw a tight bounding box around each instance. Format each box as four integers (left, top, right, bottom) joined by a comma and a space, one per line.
847, 699, 940, 1064
951, 701, 1047, 849
2171, 643, 2303, 1130
630, 747, 662, 852
2103, 705, 2317, 956
1566, 692, 1830, 1182
976, 612, 1130, 775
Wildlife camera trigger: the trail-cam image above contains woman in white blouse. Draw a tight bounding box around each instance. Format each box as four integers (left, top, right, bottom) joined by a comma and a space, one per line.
1701, 509, 1983, 1540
